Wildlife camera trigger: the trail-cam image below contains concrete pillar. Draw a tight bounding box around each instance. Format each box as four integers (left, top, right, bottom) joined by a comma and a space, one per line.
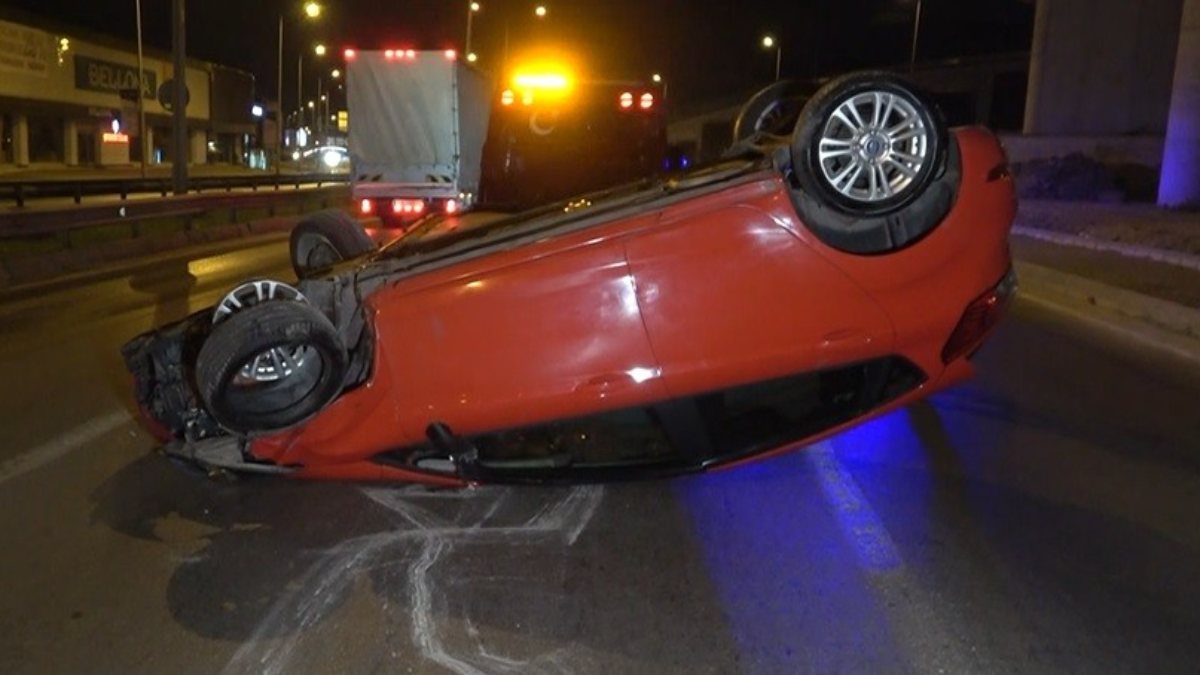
190, 129, 207, 165
1024, 0, 1184, 136
63, 120, 78, 166
1160, 0, 1200, 206
13, 114, 30, 167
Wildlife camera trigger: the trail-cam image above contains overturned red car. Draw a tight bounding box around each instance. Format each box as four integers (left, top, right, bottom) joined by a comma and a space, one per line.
123, 72, 1016, 486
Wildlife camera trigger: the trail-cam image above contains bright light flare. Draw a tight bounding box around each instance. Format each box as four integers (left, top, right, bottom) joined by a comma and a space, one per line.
304, 1, 322, 19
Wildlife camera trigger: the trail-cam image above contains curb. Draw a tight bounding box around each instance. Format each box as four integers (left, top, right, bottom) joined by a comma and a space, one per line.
1014, 259, 1200, 365
0, 212, 386, 302
1012, 225, 1200, 273
0, 232, 291, 303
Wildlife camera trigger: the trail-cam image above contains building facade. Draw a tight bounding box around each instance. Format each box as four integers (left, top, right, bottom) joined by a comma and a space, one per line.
0, 11, 256, 169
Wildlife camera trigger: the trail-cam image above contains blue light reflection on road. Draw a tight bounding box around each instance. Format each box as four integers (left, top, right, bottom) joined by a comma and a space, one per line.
674, 393, 1003, 671
673, 408, 924, 672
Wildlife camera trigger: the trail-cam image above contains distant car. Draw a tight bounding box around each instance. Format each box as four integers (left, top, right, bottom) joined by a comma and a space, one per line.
123, 72, 1016, 486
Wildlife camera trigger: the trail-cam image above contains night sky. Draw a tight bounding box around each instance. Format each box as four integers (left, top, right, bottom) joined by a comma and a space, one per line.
3, 0, 1035, 111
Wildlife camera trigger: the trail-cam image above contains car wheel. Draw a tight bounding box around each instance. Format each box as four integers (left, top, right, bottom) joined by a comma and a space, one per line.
290, 209, 376, 279
732, 79, 813, 143
197, 292, 348, 434
789, 71, 959, 254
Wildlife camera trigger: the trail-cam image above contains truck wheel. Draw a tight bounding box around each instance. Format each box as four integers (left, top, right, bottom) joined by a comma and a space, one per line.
789, 71, 957, 254
732, 79, 813, 143
196, 300, 348, 434
290, 210, 376, 279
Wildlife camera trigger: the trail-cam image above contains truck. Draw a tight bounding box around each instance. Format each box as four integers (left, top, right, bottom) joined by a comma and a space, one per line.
480, 65, 667, 208
345, 49, 492, 225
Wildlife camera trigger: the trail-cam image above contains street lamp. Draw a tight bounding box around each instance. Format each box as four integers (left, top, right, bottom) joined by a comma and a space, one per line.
535, 5, 547, 18
761, 35, 781, 81
331, 68, 341, 79
652, 73, 662, 83
314, 43, 327, 57
279, 2, 322, 173
467, 52, 478, 63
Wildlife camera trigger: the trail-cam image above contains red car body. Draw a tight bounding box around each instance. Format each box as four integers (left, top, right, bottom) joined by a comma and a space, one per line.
230, 126, 1014, 486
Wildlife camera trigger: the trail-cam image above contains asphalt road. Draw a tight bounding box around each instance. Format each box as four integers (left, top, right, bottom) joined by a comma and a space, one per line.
0, 239, 1198, 674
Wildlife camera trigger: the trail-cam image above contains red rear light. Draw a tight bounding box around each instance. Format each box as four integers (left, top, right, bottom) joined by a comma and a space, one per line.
384, 49, 396, 59
360, 198, 373, 214
444, 49, 457, 60
941, 268, 1017, 363
405, 49, 416, 59
619, 92, 633, 109
344, 48, 357, 60
640, 92, 654, 110
390, 199, 425, 215
445, 199, 459, 214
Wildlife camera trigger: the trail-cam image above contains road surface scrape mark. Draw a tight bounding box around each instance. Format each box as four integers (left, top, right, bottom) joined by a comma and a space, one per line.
0, 409, 130, 487
224, 485, 603, 675
808, 442, 903, 573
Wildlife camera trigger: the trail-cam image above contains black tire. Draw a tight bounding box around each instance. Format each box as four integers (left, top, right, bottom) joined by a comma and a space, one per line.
196, 301, 348, 434
290, 209, 376, 279
789, 71, 957, 254
732, 79, 814, 143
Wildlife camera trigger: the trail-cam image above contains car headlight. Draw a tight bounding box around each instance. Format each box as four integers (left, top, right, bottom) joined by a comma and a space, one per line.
322, 150, 342, 169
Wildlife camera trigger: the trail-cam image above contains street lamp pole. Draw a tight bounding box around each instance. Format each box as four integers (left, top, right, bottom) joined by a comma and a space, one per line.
762, 35, 781, 81
135, 0, 148, 177
466, 2, 479, 57
276, 15, 284, 175
170, 0, 187, 195
909, 0, 923, 70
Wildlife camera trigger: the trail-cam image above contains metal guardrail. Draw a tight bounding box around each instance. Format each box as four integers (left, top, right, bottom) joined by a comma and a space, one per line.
0, 184, 350, 240
0, 173, 350, 208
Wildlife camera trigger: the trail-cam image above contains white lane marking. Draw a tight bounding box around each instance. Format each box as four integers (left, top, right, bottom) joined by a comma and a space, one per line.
807, 442, 903, 572
0, 410, 130, 487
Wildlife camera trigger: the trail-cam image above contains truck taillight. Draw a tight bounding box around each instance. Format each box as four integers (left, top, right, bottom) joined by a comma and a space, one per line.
405, 49, 416, 59
640, 93, 654, 109
445, 199, 459, 214
619, 92, 633, 109
360, 198, 373, 214
444, 49, 457, 60
391, 199, 425, 215
344, 48, 357, 60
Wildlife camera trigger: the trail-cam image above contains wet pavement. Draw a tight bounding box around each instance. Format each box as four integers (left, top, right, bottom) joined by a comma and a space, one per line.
0, 239, 1198, 674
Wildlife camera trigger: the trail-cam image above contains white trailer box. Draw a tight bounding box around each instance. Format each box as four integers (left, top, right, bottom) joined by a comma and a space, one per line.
347, 51, 492, 211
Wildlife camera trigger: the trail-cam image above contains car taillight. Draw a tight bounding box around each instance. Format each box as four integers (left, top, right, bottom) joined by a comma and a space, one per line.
343, 48, 357, 61
941, 268, 1017, 363
445, 199, 459, 214
640, 92, 654, 109
360, 198, 373, 214
619, 92, 633, 109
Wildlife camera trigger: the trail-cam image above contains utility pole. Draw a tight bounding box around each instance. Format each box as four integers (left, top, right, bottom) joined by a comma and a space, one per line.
135, 0, 148, 178
909, 0, 923, 71
171, 0, 188, 195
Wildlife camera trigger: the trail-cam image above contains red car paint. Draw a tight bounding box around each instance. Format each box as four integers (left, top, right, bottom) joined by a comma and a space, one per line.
249, 127, 1015, 482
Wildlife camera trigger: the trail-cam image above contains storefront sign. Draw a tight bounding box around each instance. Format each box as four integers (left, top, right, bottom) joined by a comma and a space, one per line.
74, 54, 156, 98
0, 19, 53, 78
102, 132, 130, 144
